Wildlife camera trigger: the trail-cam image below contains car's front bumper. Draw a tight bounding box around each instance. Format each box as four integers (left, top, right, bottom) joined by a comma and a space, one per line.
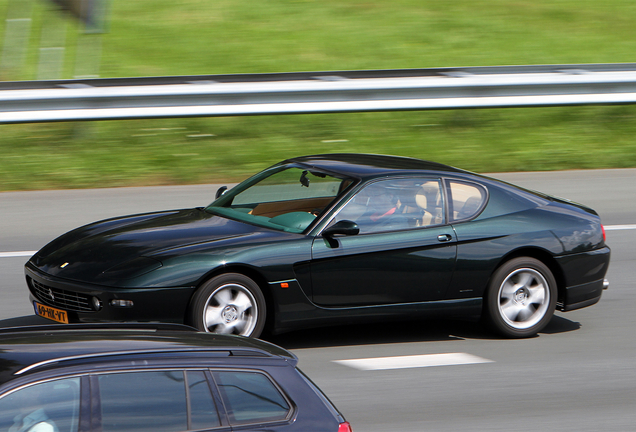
25, 262, 195, 324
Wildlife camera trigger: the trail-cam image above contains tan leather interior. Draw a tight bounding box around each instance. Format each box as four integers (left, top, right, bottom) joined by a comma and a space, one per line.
415, 181, 443, 225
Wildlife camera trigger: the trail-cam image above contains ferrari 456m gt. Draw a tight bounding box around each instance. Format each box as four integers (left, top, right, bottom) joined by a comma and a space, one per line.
26, 154, 610, 338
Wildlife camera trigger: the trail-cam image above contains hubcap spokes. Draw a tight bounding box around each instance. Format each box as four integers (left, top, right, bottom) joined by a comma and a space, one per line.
204, 284, 257, 336
498, 268, 549, 329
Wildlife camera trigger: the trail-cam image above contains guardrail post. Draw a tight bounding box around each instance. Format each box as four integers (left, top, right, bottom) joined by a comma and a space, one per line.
37, 7, 68, 80
0, 0, 35, 80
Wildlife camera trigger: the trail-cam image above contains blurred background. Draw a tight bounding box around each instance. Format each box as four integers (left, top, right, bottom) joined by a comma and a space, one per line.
1, 0, 636, 191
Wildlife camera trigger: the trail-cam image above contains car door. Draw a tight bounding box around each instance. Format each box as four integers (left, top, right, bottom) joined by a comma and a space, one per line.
310, 177, 457, 307
91, 369, 231, 432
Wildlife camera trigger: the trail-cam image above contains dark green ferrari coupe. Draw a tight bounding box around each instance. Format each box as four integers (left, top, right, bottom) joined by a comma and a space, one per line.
25, 154, 610, 338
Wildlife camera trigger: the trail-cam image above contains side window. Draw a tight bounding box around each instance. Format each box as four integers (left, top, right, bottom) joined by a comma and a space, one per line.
97, 370, 220, 432
448, 180, 486, 221
212, 371, 291, 426
0, 377, 80, 432
333, 178, 444, 233
186, 371, 221, 430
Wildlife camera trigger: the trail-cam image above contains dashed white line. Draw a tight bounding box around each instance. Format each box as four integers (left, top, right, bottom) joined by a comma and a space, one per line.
604, 225, 636, 231
333, 353, 494, 371
0, 251, 36, 258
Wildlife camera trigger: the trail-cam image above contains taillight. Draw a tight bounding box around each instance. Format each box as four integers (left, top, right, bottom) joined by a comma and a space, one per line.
338, 421, 353, 432
601, 224, 606, 242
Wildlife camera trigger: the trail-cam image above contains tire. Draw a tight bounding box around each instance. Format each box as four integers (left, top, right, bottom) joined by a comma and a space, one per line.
484, 257, 557, 338
189, 273, 266, 338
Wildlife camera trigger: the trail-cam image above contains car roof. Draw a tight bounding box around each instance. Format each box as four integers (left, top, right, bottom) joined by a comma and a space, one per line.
284, 153, 466, 179
0, 324, 296, 385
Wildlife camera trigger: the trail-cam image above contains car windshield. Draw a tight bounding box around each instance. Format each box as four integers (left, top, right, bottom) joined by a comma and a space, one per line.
205, 164, 354, 233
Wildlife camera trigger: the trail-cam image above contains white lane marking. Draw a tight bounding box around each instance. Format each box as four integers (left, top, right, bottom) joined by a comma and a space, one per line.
604, 225, 636, 231
333, 353, 494, 371
0, 251, 37, 258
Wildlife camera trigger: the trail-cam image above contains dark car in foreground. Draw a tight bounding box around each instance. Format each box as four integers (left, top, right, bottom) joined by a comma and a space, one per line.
25, 153, 610, 338
0, 324, 352, 432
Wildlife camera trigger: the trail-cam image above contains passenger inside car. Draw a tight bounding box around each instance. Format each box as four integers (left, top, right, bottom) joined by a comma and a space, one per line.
7, 394, 59, 432
0, 378, 79, 432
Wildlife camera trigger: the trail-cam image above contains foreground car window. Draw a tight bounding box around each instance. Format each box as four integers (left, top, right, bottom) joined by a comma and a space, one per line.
186, 371, 221, 430
212, 371, 291, 425
0, 377, 80, 432
97, 370, 220, 432
333, 178, 444, 233
207, 165, 351, 233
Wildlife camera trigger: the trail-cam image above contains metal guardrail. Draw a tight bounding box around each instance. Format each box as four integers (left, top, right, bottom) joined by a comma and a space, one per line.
2, 63, 636, 123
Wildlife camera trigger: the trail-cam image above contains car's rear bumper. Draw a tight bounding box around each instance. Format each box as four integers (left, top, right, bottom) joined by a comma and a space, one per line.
559, 278, 607, 311
555, 246, 611, 312
25, 262, 195, 324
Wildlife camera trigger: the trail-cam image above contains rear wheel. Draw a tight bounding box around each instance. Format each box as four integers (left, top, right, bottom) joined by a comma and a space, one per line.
485, 257, 557, 338
189, 273, 266, 337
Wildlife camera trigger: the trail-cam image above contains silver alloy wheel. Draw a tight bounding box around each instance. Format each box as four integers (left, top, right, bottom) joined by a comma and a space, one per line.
202, 283, 258, 336
497, 268, 550, 330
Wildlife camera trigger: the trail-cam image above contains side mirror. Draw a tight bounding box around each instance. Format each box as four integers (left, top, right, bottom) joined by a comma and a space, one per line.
323, 220, 359, 238
215, 186, 228, 199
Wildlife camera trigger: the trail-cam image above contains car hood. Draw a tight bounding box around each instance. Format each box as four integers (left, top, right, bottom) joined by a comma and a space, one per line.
32, 209, 273, 281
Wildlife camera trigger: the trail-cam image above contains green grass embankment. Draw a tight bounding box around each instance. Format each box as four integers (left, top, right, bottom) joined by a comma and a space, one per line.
1, 0, 636, 191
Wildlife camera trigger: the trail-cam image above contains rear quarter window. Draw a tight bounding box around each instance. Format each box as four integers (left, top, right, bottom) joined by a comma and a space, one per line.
212, 370, 291, 425
447, 180, 487, 221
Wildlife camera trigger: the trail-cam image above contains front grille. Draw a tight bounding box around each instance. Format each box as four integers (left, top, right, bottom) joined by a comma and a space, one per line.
31, 278, 94, 312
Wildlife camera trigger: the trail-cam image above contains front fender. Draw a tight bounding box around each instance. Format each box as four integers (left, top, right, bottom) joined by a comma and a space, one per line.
117, 253, 228, 288
122, 236, 314, 289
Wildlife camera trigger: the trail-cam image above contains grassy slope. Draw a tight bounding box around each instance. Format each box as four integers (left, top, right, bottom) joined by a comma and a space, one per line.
1, 0, 636, 190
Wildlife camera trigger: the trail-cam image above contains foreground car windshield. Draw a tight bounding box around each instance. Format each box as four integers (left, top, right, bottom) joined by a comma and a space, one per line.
205, 165, 352, 233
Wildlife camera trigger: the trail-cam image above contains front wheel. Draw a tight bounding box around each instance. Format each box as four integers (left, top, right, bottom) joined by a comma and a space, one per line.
189, 273, 266, 337
484, 257, 557, 338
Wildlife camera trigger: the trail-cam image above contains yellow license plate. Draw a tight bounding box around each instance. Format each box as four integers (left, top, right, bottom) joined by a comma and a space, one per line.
34, 301, 69, 324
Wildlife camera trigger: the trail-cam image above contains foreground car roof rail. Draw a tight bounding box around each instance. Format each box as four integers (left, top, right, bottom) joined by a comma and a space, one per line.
14, 346, 285, 376
0, 322, 199, 335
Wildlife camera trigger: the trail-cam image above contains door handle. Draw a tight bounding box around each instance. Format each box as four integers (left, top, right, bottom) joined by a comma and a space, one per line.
437, 234, 453, 242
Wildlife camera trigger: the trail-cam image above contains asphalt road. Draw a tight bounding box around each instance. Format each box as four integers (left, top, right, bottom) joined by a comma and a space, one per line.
1, 169, 635, 431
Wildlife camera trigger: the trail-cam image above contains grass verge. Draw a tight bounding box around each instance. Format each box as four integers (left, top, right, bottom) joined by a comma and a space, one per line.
1, 0, 636, 190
